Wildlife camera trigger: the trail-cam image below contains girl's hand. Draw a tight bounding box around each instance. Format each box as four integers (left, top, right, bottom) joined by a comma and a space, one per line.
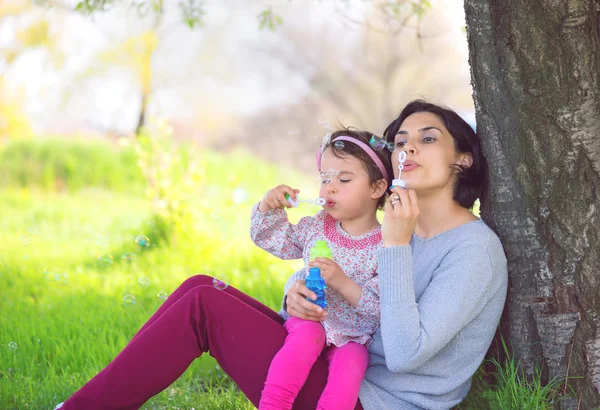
382, 187, 419, 247
286, 279, 328, 322
258, 185, 299, 213
308, 258, 347, 292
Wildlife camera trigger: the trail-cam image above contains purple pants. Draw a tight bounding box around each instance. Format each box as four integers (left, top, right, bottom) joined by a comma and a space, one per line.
61, 275, 364, 410
260, 317, 369, 410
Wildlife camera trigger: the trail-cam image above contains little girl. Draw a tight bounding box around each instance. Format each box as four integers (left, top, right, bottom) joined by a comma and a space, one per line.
250, 129, 393, 410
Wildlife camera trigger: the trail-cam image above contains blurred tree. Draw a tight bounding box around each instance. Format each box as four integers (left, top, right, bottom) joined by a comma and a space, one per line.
0, 0, 63, 140
0, 77, 34, 140
235, 3, 469, 172
72, 1, 164, 135
92, 29, 159, 134
72, 0, 206, 28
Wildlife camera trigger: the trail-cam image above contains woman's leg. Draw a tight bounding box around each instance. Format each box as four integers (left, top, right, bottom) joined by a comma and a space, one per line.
61, 282, 329, 410
317, 342, 370, 410
131, 274, 283, 340
259, 317, 327, 410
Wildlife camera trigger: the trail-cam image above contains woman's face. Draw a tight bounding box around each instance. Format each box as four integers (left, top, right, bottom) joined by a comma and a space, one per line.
391, 112, 471, 194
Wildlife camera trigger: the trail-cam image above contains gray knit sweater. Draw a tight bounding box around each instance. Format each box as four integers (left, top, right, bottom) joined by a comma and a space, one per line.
282, 219, 508, 409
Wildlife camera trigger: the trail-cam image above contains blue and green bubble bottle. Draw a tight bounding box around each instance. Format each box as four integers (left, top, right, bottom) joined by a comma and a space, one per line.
306, 240, 332, 309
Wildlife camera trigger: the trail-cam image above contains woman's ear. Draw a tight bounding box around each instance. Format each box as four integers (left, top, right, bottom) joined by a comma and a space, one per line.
371, 179, 388, 200
460, 153, 473, 169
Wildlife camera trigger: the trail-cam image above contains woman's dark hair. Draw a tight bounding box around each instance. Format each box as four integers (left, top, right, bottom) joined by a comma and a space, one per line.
325, 128, 394, 209
383, 100, 488, 209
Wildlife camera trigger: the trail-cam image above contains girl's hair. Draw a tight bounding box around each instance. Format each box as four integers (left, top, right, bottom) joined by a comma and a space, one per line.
383, 100, 489, 209
325, 128, 393, 209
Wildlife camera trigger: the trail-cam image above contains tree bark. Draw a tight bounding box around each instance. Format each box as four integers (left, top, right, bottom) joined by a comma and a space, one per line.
464, 0, 600, 408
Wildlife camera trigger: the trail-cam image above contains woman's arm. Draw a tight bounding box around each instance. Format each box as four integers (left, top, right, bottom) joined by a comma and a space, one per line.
378, 241, 502, 373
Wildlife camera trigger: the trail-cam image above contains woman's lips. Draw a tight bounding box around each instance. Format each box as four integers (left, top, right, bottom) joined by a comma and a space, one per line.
402, 161, 418, 171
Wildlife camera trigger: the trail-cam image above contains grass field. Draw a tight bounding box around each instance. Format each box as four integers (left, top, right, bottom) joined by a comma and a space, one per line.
0, 141, 315, 409
0, 139, 559, 409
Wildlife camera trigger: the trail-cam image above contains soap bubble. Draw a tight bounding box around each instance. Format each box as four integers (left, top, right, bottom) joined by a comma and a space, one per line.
54, 273, 69, 285
232, 187, 248, 204
20, 235, 32, 246
135, 235, 150, 248
8, 342, 17, 351
95, 234, 110, 249
212, 275, 229, 291
137, 277, 150, 288
156, 291, 168, 301
318, 119, 334, 130
28, 225, 41, 235
43, 266, 61, 281
121, 252, 137, 262
122, 295, 136, 306
97, 253, 114, 268
333, 141, 345, 150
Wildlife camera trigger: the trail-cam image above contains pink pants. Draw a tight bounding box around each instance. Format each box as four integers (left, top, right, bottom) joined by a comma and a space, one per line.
60, 275, 364, 410
260, 316, 369, 410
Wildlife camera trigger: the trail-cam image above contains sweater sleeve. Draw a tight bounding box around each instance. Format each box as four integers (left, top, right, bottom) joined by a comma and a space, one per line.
377, 242, 494, 373
249, 202, 318, 260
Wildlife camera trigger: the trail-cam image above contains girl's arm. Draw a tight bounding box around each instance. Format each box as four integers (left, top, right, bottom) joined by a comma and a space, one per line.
250, 203, 321, 260
309, 259, 379, 316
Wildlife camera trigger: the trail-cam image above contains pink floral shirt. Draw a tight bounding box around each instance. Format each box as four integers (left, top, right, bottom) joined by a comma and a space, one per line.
250, 203, 381, 347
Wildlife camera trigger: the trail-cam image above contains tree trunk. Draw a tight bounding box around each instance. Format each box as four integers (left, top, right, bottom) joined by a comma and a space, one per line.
135, 91, 148, 136
464, 0, 600, 408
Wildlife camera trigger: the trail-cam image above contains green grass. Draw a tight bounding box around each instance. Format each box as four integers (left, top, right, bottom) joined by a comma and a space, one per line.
0, 138, 144, 193
0, 145, 317, 409
0, 139, 556, 409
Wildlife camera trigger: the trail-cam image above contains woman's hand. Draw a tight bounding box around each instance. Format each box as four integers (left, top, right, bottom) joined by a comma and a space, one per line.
258, 185, 299, 213
286, 279, 328, 322
382, 187, 419, 247
308, 258, 346, 292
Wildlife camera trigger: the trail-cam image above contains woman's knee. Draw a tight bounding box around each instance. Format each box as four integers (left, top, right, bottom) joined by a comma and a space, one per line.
179, 274, 214, 290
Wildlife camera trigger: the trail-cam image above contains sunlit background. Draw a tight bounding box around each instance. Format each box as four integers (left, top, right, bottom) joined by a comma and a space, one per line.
1, 0, 472, 170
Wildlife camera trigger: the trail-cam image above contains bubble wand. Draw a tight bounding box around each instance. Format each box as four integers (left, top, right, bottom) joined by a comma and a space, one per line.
391, 151, 407, 189
285, 194, 326, 207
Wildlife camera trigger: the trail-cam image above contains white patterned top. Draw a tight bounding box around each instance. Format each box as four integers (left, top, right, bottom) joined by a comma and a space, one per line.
250, 203, 381, 347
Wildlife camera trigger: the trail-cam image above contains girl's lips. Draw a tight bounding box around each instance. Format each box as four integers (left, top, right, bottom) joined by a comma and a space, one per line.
326, 200, 336, 207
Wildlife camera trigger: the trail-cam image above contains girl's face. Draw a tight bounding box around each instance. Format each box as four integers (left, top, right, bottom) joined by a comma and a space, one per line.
392, 112, 472, 194
318, 147, 384, 221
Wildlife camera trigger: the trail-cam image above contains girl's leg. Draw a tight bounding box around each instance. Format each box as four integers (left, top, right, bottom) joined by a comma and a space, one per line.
317, 342, 370, 410
131, 275, 283, 340
61, 283, 329, 410
259, 317, 326, 410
